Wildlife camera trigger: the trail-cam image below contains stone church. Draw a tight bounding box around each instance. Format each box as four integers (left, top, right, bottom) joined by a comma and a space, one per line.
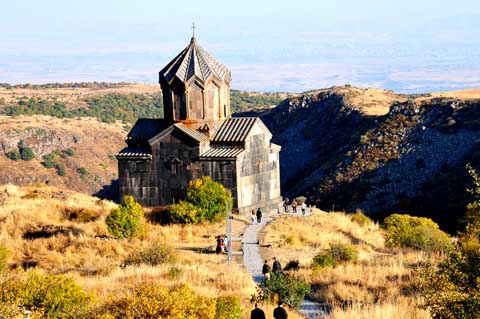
116, 36, 281, 213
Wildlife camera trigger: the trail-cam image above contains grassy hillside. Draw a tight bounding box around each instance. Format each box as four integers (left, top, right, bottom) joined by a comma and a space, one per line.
259, 86, 480, 232
0, 185, 294, 318
260, 210, 436, 319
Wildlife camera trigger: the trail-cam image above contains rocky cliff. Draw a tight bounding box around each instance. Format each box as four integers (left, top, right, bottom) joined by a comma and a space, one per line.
259, 87, 480, 231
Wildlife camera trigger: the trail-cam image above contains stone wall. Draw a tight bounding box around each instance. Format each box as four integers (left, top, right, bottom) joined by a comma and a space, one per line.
236, 131, 281, 213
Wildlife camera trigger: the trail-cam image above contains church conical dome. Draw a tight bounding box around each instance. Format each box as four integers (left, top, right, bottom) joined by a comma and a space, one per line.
159, 37, 232, 123
160, 37, 231, 86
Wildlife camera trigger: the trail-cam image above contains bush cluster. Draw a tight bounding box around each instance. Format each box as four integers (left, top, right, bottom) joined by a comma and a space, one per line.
312, 243, 359, 269
165, 176, 232, 224
97, 284, 230, 319
214, 295, 242, 319
19, 146, 35, 161
383, 214, 452, 252
6, 150, 20, 160
422, 242, 480, 319
0, 273, 91, 319
105, 196, 146, 239
124, 243, 177, 266
2, 93, 164, 123
256, 272, 310, 308
41, 150, 60, 168
350, 209, 372, 226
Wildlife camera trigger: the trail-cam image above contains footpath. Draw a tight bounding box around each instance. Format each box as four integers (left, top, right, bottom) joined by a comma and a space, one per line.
242, 210, 327, 319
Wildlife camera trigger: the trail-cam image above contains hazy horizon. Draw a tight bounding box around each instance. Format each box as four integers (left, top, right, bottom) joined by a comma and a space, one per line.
1, 0, 479, 93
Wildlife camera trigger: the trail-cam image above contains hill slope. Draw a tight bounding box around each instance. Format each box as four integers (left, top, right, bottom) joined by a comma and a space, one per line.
0, 115, 126, 194
259, 86, 480, 231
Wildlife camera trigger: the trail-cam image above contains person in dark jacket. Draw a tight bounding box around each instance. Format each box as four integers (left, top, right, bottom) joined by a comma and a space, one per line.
272, 256, 282, 274
250, 303, 266, 319
262, 259, 271, 280
256, 208, 262, 223
283, 197, 289, 213
273, 301, 288, 319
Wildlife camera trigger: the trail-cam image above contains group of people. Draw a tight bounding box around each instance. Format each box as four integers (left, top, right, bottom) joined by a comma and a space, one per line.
282, 198, 308, 215
261, 256, 282, 280
251, 301, 288, 319
251, 207, 263, 224
215, 235, 229, 254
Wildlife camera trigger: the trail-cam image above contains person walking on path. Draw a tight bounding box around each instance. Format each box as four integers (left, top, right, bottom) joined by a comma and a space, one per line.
250, 303, 266, 319
273, 301, 288, 319
301, 202, 307, 215
251, 210, 257, 224
291, 199, 297, 213
256, 208, 263, 224
262, 259, 271, 280
283, 197, 289, 213
272, 256, 282, 274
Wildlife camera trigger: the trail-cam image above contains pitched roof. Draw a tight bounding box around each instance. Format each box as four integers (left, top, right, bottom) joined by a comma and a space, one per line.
127, 119, 169, 142
116, 147, 152, 159
200, 146, 244, 160
211, 117, 257, 143
173, 123, 209, 143
159, 37, 231, 85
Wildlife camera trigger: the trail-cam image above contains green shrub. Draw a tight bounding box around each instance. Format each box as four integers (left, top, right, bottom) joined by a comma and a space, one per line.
350, 209, 372, 226
329, 243, 359, 263
383, 214, 452, 252
6, 150, 20, 160
96, 284, 216, 319
312, 253, 335, 269
55, 163, 66, 176
165, 177, 232, 224
19, 147, 35, 161
124, 243, 176, 266
77, 167, 88, 176
0, 246, 10, 273
165, 201, 199, 224
256, 272, 310, 308
0, 97, 5, 105
214, 295, 242, 319
0, 272, 90, 318
185, 176, 232, 222
312, 243, 358, 269
422, 242, 480, 318
41, 150, 60, 168
105, 196, 145, 239
63, 148, 75, 157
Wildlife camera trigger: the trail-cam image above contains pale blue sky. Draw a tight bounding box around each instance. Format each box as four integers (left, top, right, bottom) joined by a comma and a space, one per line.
1, 0, 479, 92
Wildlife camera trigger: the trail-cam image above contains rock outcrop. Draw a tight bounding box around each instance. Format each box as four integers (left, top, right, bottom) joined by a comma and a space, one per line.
258, 87, 480, 231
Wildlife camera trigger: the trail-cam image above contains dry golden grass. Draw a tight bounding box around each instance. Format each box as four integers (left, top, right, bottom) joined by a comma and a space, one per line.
304, 86, 405, 116
0, 184, 290, 318
260, 210, 434, 319
427, 88, 480, 100
260, 210, 385, 265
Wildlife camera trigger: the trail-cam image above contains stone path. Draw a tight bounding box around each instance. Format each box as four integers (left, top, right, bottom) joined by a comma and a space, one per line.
242, 210, 327, 318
